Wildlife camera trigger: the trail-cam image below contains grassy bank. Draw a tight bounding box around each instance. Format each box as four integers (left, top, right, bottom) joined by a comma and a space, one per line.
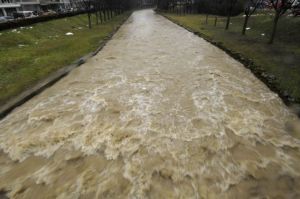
162, 12, 300, 103
0, 12, 131, 105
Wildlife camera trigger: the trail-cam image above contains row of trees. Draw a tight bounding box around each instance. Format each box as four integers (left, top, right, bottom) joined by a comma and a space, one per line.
226, 0, 297, 43
157, 0, 245, 15
157, 0, 298, 44
69, 0, 140, 29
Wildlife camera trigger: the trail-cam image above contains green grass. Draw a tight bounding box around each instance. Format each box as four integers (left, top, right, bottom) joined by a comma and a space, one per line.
0, 12, 131, 105
163, 12, 300, 103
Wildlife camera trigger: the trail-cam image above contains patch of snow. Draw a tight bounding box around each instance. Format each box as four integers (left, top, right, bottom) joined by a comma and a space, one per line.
11, 29, 17, 32
65, 32, 74, 36
261, 33, 265, 36
246, 27, 251, 30
18, 44, 25, 47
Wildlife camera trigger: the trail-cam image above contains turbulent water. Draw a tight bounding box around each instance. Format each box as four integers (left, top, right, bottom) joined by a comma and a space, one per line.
0, 9, 300, 199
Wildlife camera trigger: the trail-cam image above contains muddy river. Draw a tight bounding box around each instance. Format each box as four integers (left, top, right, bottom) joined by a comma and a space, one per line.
0, 9, 300, 199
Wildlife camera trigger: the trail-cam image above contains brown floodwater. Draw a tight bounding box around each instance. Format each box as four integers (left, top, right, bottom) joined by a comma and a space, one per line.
0, 9, 300, 199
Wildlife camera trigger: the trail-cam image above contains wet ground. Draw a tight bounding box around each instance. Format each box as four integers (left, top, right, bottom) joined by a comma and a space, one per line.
0, 9, 300, 199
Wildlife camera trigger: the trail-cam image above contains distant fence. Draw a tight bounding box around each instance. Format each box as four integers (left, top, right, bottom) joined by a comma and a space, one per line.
0, 11, 85, 31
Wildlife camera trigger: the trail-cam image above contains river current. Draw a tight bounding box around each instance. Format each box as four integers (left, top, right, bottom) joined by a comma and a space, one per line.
0, 9, 300, 199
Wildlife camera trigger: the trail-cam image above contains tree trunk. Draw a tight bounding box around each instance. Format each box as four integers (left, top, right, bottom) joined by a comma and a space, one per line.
206, 14, 209, 24
269, 12, 280, 44
214, 16, 218, 26
95, 11, 99, 25
225, 14, 231, 30
242, 14, 249, 35
173, 2, 176, 13
106, 9, 109, 19
225, 4, 233, 30
99, 10, 103, 23
88, 12, 92, 29
103, 9, 106, 21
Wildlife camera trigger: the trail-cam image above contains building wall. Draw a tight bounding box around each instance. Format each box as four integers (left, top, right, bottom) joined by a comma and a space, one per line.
0, 0, 21, 16
21, 4, 40, 11
0, 8, 6, 16
4, 7, 18, 14
1, 0, 74, 16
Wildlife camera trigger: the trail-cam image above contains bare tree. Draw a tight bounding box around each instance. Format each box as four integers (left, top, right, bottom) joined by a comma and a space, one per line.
213, 0, 222, 26
94, 0, 104, 24
83, 0, 93, 29
269, 0, 296, 44
205, 13, 209, 24
204, 0, 216, 24
242, 0, 262, 35
157, 0, 170, 10
225, 0, 238, 30
70, 0, 93, 28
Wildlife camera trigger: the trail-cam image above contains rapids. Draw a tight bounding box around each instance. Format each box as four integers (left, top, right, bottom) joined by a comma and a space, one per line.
0, 9, 300, 199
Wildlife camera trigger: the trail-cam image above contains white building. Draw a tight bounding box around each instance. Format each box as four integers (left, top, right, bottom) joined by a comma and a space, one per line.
40, 0, 71, 11
0, 0, 70, 16
0, 0, 21, 16
16, 0, 41, 11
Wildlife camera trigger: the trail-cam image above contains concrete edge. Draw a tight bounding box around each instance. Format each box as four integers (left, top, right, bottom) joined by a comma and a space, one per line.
0, 12, 132, 120
157, 12, 300, 114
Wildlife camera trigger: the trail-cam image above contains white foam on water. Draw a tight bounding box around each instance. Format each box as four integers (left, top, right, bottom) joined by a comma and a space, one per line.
0, 9, 300, 199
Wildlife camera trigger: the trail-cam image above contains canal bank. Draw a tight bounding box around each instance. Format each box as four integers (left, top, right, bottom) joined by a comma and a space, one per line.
0, 12, 132, 119
0, 12, 131, 119
157, 11, 300, 112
